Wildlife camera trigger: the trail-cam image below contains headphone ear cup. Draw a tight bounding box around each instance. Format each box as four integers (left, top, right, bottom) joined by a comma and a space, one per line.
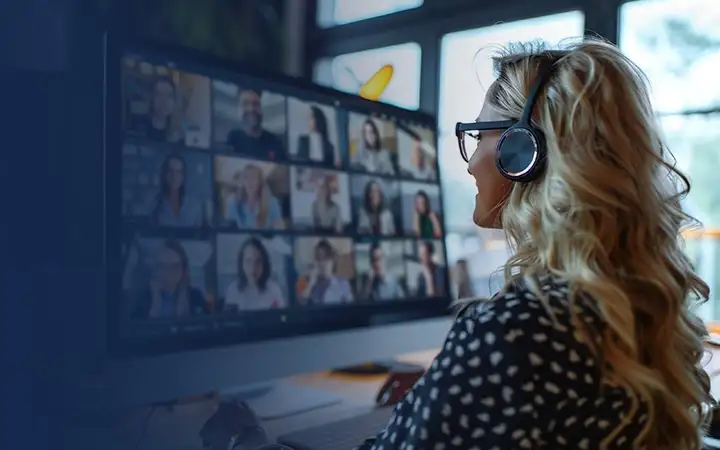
527, 127, 547, 179
495, 126, 542, 181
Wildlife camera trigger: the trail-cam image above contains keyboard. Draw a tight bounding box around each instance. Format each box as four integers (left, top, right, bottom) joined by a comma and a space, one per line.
277, 406, 393, 450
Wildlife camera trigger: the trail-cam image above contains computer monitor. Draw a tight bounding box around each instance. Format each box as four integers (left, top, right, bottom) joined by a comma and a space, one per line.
102, 35, 453, 412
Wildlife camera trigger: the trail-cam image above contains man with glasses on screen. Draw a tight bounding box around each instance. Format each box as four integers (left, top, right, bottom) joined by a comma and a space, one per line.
227, 89, 284, 160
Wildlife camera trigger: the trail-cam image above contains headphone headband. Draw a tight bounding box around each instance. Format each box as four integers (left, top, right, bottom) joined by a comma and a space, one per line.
518, 58, 556, 124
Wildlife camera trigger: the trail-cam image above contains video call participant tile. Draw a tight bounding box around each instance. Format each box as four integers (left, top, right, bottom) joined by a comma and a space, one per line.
400, 181, 444, 239
122, 58, 212, 149
397, 123, 438, 181
287, 98, 343, 169
290, 167, 351, 234
122, 143, 213, 228
354, 240, 407, 302
404, 239, 447, 299
293, 237, 355, 306
214, 155, 290, 231
122, 237, 215, 320
350, 175, 401, 236
212, 80, 287, 161
348, 113, 399, 176
216, 234, 292, 312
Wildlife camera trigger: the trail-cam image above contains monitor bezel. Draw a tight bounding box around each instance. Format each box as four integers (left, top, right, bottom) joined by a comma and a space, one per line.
104, 33, 453, 358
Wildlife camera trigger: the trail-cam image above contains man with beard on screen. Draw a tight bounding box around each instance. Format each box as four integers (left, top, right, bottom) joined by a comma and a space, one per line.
226, 88, 284, 160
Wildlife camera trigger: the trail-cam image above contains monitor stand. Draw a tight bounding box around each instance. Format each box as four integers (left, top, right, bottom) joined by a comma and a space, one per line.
218, 380, 343, 421
332, 359, 424, 376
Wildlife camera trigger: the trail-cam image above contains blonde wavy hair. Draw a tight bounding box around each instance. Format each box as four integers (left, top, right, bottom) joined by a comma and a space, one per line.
487, 39, 713, 448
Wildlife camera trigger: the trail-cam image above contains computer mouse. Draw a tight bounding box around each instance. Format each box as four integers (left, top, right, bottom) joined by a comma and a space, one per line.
200, 400, 268, 450
375, 367, 425, 407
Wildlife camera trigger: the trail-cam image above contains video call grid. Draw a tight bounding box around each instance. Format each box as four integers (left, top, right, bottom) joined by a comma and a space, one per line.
119, 54, 450, 326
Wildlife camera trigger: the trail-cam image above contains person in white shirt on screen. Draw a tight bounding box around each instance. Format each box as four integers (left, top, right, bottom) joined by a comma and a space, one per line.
296, 105, 339, 167
224, 164, 284, 230
300, 239, 353, 305
411, 138, 436, 180
352, 118, 395, 175
312, 175, 343, 233
357, 180, 396, 236
151, 153, 204, 227
224, 237, 285, 311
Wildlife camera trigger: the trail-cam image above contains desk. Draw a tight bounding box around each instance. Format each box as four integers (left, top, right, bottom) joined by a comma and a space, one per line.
92, 350, 437, 450
80, 345, 720, 450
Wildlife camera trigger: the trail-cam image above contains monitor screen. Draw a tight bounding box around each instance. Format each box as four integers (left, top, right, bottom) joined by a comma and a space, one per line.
109, 41, 449, 355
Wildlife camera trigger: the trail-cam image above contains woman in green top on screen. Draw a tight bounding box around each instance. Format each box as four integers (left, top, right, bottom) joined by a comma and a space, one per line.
412, 190, 442, 238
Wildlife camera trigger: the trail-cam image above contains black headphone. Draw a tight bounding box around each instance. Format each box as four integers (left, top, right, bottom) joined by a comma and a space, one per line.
494, 59, 556, 183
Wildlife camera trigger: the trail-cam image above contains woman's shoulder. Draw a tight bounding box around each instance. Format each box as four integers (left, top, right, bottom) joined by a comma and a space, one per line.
456, 275, 603, 349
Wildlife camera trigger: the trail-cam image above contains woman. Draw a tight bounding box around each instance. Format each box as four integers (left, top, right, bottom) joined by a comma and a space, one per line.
411, 190, 442, 238
224, 237, 285, 311
132, 240, 207, 319
296, 105, 339, 167
143, 76, 183, 143
413, 240, 446, 298
224, 164, 284, 230
357, 40, 713, 449
356, 180, 396, 236
352, 118, 395, 175
151, 153, 204, 227
299, 239, 353, 305
312, 175, 343, 233
410, 137, 436, 181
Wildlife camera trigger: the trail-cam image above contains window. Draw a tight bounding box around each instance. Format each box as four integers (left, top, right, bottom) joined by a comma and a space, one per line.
446, 230, 510, 299
317, 0, 423, 28
437, 11, 585, 232
314, 42, 422, 110
619, 0, 720, 113
660, 114, 720, 319
620, 0, 720, 317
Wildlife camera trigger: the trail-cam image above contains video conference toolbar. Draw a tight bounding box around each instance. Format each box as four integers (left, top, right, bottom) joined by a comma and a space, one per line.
118, 53, 448, 340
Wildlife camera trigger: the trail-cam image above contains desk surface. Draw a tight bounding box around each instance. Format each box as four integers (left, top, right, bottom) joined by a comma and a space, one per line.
98, 350, 437, 450
91, 345, 720, 450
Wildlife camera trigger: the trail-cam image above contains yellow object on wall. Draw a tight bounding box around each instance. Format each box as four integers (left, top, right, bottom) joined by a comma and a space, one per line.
359, 65, 394, 101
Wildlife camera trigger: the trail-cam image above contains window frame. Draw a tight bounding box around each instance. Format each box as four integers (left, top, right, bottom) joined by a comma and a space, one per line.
307, 0, 626, 129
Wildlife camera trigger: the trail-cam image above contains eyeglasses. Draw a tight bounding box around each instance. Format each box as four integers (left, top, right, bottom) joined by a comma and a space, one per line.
455, 120, 516, 163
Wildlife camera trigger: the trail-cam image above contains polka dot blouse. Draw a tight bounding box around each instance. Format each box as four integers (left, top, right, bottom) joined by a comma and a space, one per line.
357, 276, 650, 449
